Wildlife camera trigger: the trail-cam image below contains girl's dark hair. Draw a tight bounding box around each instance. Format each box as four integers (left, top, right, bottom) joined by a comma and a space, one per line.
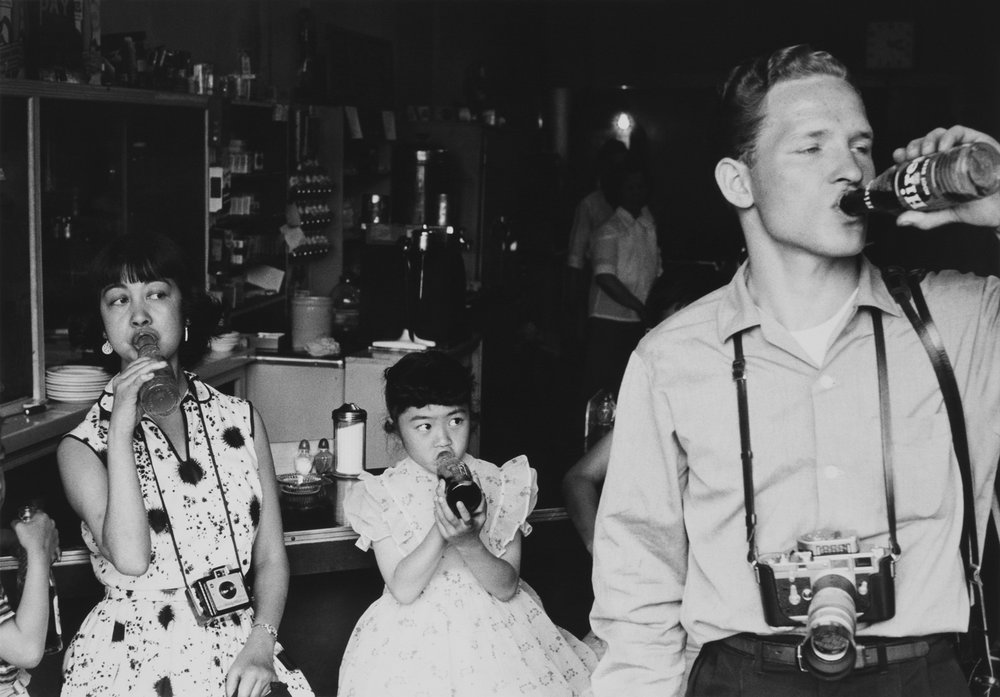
718, 44, 856, 165
83, 232, 222, 371
383, 350, 475, 434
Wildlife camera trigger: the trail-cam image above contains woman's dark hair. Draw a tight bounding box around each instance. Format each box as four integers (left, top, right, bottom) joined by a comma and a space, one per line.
718, 44, 857, 165
83, 232, 222, 371
383, 350, 475, 434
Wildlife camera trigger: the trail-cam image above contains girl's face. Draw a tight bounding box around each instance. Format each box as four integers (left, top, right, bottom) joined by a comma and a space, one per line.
100, 277, 184, 367
395, 403, 470, 473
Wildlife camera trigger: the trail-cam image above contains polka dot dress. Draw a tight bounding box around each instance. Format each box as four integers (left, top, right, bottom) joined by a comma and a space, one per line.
61, 374, 313, 696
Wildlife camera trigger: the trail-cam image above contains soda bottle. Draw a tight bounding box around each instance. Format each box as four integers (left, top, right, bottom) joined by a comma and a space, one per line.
584, 389, 616, 451
330, 274, 361, 340
436, 454, 482, 518
841, 142, 1000, 216
16, 505, 63, 654
133, 333, 180, 417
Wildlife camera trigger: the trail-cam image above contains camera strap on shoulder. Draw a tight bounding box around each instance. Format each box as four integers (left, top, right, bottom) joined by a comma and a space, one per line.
732, 308, 900, 569
141, 393, 251, 607
881, 265, 998, 692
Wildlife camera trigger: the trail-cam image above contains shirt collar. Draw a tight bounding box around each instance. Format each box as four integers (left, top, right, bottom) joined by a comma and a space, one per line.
716, 255, 903, 343
614, 205, 651, 225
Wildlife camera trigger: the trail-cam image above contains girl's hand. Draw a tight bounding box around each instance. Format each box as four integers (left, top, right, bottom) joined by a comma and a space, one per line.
433, 479, 486, 551
109, 356, 168, 421
225, 632, 277, 697
11, 511, 58, 566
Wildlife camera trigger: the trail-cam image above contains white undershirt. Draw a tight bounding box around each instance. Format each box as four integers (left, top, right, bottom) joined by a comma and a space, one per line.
788, 288, 859, 365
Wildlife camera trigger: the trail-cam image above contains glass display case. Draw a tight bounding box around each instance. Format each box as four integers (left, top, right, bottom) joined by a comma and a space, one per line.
0, 80, 209, 415
0, 94, 39, 412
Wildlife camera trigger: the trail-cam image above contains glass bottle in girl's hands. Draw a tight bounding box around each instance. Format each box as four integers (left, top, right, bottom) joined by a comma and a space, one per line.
132, 333, 180, 417
436, 454, 482, 517
16, 505, 63, 654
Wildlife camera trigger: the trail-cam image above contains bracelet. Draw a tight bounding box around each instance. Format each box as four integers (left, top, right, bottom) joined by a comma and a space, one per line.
251, 621, 279, 641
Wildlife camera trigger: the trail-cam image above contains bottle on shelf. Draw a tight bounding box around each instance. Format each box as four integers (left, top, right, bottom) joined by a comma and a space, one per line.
133, 333, 180, 417
16, 504, 63, 655
330, 274, 362, 340
840, 142, 1000, 216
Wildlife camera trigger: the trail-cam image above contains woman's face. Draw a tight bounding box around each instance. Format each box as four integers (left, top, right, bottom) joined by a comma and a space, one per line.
100, 277, 184, 367
395, 403, 471, 473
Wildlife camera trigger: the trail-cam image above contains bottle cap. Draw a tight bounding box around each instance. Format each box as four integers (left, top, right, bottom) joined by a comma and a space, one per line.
332, 402, 367, 424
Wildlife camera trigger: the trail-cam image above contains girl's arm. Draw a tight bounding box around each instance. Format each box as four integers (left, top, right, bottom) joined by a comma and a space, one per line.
434, 484, 520, 601
371, 523, 447, 605
226, 408, 284, 697
0, 513, 59, 668
57, 359, 163, 575
562, 430, 612, 554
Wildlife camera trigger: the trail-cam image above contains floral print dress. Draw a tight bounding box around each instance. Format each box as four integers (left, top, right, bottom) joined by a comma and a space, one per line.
338, 455, 596, 697
60, 374, 313, 697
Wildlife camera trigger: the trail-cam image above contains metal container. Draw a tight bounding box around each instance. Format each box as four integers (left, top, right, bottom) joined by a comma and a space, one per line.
332, 402, 367, 476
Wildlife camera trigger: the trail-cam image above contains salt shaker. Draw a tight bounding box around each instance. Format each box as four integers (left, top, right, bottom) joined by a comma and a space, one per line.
312, 438, 334, 475
293, 439, 313, 474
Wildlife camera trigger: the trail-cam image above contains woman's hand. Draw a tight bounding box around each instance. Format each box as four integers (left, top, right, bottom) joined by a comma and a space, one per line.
109, 356, 169, 423
433, 479, 486, 551
894, 125, 1000, 231
225, 631, 277, 697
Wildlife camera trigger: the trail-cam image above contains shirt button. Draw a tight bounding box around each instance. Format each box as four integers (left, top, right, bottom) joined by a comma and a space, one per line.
824, 465, 841, 479
819, 375, 836, 389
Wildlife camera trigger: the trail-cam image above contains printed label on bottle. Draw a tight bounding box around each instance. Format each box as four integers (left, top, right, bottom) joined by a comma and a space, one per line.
893, 155, 934, 210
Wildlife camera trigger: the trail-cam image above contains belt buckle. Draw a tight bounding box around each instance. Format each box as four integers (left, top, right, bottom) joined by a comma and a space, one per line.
794, 642, 810, 673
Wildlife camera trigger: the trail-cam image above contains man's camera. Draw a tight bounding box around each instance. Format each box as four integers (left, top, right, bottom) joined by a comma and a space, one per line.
756, 530, 895, 679
187, 566, 252, 621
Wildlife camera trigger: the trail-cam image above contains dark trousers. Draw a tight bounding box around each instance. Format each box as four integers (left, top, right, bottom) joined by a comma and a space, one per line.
582, 317, 645, 401
686, 635, 971, 696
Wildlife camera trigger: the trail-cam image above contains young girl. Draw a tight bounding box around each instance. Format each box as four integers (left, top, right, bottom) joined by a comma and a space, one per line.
56, 232, 313, 697
337, 350, 595, 696
0, 446, 60, 697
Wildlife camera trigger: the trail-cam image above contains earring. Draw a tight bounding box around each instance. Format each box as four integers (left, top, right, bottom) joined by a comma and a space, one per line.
184, 322, 190, 343
101, 340, 113, 355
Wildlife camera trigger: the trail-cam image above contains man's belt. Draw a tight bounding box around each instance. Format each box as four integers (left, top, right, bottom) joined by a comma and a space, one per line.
720, 633, 948, 672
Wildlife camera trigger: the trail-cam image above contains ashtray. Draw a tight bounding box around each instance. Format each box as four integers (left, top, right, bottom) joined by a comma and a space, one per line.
276, 473, 324, 496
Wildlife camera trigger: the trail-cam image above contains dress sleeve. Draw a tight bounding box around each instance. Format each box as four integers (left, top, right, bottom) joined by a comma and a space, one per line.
479, 455, 538, 556
343, 473, 393, 551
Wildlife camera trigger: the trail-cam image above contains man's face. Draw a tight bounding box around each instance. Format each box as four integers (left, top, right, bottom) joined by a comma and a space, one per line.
745, 75, 875, 260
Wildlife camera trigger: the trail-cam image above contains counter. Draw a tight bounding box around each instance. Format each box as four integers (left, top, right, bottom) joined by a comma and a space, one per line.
0, 351, 254, 469
0, 339, 485, 579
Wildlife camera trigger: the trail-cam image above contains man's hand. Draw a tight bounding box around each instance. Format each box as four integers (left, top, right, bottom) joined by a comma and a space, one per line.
893, 125, 1000, 231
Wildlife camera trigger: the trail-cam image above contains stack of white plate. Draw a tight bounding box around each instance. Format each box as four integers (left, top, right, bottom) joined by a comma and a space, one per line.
46, 365, 113, 403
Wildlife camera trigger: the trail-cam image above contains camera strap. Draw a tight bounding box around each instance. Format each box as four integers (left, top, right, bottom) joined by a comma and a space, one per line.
141, 392, 251, 600
881, 266, 996, 690
732, 307, 899, 566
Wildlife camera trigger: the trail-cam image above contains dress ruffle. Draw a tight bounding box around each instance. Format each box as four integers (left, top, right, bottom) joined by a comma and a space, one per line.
345, 456, 538, 557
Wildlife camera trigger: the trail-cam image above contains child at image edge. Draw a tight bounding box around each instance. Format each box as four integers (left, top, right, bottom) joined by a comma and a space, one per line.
0, 443, 60, 697
337, 350, 596, 696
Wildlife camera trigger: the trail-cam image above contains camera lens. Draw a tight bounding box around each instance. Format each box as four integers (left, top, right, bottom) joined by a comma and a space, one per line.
219, 581, 237, 600
801, 576, 857, 680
